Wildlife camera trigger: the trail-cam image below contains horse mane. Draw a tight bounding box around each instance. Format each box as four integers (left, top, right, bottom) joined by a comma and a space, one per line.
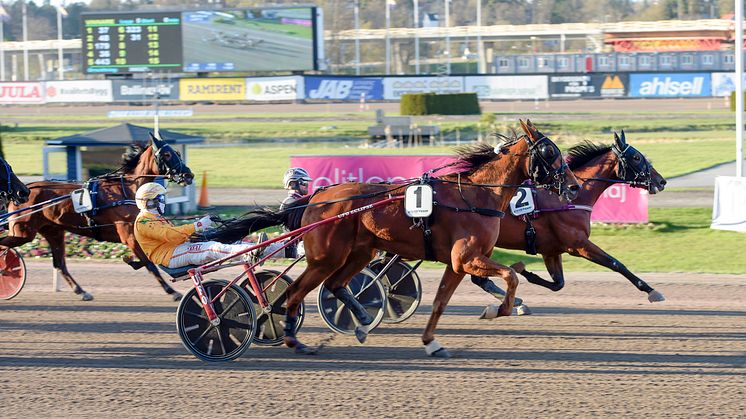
566, 141, 612, 171
120, 143, 148, 173
454, 131, 522, 175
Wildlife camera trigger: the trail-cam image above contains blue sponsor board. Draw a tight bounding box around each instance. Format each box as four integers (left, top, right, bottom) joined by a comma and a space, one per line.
305, 76, 383, 101
629, 73, 710, 97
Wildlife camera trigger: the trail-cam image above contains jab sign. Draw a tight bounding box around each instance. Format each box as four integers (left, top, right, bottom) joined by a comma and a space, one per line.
629, 73, 709, 97
305, 76, 383, 101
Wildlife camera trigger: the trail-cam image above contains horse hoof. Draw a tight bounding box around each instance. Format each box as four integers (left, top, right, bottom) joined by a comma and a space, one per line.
294, 344, 317, 355
171, 292, 183, 302
648, 290, 665, 303
479, 304, 499, 320
354, 326, 369, 344
424, 340, 450, 358
81, 292, 93, 301
516, 304, 532, 316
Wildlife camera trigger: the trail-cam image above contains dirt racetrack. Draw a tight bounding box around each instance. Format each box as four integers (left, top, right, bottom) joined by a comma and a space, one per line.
1, 260, 744, 417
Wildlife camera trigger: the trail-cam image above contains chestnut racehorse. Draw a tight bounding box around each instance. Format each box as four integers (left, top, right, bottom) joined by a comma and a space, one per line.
210, 120, 580, 357
0, 134, 193, 300
475, 130, 668, 316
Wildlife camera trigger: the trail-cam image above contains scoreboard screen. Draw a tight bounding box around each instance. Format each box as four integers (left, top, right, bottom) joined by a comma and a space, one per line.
82, 12, 183, 74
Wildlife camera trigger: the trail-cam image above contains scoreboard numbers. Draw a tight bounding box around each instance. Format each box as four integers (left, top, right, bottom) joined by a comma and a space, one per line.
82, 12, 183, 74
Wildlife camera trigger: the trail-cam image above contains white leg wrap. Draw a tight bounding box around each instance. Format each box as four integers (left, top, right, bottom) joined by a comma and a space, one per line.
424, 339, 444, 356
479, 304, 500, 320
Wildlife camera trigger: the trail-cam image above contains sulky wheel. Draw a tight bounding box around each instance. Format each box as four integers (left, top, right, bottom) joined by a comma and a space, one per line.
0, 248, 27, 300
176, 279, 256, 362
368, 258, 422, 324
241, 270, 304, 346
317, 267, 386, 335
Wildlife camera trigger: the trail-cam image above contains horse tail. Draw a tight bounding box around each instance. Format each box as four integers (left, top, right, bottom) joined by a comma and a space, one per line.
203, 195, 311, 244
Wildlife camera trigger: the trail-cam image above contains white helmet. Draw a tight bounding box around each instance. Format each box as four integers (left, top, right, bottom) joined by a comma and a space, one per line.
283, 167, 312, 190
135, 182, 167, 212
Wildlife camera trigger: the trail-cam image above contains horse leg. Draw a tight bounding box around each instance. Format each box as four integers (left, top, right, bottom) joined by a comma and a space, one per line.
40, 229, 92, 301
283, 262, 344, 355
516, 254, 566, 292
456, 254, 520, 320
470, 275, 525, 307
568, 240, 664, 302
321, 249, 378, 344
421, 265, 464, 358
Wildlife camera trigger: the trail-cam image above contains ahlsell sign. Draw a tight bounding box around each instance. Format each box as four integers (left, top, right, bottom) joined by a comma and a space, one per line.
629, 73, 709, 97
290, 155, 648, 224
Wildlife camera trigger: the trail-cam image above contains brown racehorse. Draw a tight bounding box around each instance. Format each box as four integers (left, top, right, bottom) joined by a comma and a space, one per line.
0, 157, 31, 209
210, 120, 580, 357
0, 134, 194, 301
475, 130, 668, 316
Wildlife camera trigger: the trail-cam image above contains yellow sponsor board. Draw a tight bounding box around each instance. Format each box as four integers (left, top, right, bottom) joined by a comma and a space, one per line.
179, 78, 245, 101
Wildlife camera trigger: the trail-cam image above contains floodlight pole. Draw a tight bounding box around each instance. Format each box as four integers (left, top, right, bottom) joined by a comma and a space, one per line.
444, 0, 450, 74
737, 0, 744, 177
385, 1, 391, 75
354, 0, 360, 75
57, 6, 64, 80
22, 1, 28, 80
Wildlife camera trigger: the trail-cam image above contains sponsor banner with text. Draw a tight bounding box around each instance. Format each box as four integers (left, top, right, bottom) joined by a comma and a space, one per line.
710, 72, 746, 97
112, 80, 179, 101
45, 80, 113, 103
464, 75, 547, 99
245, 76, 304, 101
629, 73, 710, 97
0, 82, 45, 104
305, 76, 383, 101
383, 76, 464, 100
179, 78, 245, 101
549, 74, 628, 98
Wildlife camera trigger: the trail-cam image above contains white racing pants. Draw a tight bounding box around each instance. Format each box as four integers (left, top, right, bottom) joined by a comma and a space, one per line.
168, 240, 286, 268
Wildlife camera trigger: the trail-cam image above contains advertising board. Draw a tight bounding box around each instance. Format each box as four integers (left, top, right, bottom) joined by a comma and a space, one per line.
245, 76, 303, 101
591, 184, 648, 223
0, 82, 45, 104
383, 77, 463, 100
179, 78, 245, 101
305, 76, 383, 101
45, 80, 113, 103
464, 75, 547, 99
112, 80, 179, 101
629, 73, 710, 97
548, 74, 628, 98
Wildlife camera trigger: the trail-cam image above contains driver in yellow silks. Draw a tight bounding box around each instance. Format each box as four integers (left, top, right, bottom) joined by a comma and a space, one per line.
133, 182, 284, 269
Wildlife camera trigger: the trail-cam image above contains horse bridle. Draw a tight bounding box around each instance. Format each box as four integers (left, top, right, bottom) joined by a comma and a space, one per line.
612, 143, 652, 189
525, 135, 571, 196
0, 159, 20, 205
154, 143, 189, 185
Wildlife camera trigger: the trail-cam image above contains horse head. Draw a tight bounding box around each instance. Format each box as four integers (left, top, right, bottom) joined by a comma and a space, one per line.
612, 130, 666, 194
518, 119, 580, 201
148, 132, 195, 186
0, 158, 30, 208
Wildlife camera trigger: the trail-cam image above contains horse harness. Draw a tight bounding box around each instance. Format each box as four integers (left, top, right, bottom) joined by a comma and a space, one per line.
81, 177, 136, 237
411, 175, 506, 261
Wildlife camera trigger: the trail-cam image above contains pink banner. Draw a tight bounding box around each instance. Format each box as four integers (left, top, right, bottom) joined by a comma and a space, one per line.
290, 155, 648, 223
590, 183, 648, 223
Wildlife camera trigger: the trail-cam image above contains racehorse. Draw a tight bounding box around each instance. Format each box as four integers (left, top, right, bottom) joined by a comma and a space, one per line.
209, 120, 580, 357
0, 157, 30, 209
0, 134, 194, 301
476, 130, 668, 317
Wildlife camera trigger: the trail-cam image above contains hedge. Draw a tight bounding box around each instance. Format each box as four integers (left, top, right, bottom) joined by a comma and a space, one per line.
400, 93, 481, 115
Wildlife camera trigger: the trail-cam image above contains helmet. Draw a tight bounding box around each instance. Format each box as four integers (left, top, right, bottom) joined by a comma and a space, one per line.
283, 167, 312, 190
135, 182, 167, 211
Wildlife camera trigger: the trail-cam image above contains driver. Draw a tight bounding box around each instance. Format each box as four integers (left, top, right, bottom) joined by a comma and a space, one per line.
133, 182, 284, 269
279, 168, 312, 258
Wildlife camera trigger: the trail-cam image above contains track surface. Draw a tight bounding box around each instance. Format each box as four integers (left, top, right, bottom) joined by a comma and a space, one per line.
1, 260, 744, 416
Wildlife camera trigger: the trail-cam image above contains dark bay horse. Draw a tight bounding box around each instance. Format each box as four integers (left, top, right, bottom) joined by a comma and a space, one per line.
210, 120, 580, 357
0, 158, 31, 209
476, 130, 668, 317
1, 134, 193, 300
